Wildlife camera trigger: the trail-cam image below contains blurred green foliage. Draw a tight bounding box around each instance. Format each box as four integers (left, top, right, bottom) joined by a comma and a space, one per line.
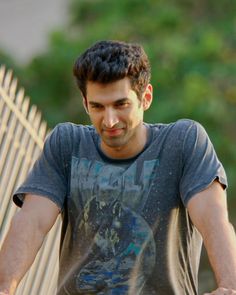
0, 0, 236, 291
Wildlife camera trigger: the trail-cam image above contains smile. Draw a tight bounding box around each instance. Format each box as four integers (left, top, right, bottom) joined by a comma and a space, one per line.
102, 128, 124, 137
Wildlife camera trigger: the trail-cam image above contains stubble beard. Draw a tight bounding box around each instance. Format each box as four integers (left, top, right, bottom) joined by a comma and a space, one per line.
101, 123, 141, 150
101, 130, 129, 149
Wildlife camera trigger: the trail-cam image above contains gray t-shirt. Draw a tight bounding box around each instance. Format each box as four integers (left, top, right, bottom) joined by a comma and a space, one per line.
14, 119, 227, 295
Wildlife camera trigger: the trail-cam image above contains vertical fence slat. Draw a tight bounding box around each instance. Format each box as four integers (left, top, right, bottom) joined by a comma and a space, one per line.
0, 66, 6, 83
0, 65, 61, 295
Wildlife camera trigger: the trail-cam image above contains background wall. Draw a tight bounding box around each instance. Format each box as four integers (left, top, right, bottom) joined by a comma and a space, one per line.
0, 0, 68, 63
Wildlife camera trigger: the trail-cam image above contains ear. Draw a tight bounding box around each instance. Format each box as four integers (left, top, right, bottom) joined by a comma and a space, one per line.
83, 97, 89, 114
142, 84, 153, 111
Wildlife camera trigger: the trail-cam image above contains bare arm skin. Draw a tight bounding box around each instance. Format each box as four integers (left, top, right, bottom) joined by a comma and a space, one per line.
187, 181, 236, 294
0, 195, 60, 295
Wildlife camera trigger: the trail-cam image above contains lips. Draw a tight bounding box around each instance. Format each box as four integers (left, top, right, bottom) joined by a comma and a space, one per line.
102, 128, 124, 137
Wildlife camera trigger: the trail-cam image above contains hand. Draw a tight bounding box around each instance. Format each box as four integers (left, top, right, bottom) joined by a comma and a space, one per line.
204, 287, 236, 294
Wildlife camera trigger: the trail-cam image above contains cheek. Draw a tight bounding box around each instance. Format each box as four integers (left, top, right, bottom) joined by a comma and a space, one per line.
128, 109, 143, 125
89, 114, 101, 127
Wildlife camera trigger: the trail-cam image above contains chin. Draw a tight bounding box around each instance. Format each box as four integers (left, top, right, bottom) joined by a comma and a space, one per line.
103, 138, 127, 149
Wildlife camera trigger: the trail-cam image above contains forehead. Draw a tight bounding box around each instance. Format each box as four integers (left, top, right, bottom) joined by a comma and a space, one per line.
86, 78, 137, 103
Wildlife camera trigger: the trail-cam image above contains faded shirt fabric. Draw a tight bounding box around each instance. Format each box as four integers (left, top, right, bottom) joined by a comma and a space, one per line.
13, 119, 227, 295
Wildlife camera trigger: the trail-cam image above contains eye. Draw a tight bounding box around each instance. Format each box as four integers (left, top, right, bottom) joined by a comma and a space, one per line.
115, 101, 129, 108
90, 104, 104, 110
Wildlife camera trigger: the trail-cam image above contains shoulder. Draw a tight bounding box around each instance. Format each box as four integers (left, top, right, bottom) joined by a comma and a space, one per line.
166, 119, 208, 140
44, 123, 96, 157
148, 119, 205, 140
148, 119, 211, 156
47, 122, 95, 143
171, 118, 202, 132
51, 122, 94, 135
171, 119, 212, 153
176, 119, 211, 146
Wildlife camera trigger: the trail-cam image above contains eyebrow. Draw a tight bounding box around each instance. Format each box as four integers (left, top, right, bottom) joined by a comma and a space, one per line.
88, 101, 103, 107
88, 98, 130, 106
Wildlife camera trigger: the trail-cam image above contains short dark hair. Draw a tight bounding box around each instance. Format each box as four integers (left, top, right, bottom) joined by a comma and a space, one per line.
73, 40, 151, 99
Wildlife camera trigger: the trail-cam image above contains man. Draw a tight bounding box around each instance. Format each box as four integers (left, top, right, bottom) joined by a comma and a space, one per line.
0, 40, 236, 295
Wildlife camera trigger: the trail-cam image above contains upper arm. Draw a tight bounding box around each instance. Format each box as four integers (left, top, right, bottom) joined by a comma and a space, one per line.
187, 181, 229, 237
13, 124, 71, 210
179, 120, 227, 206
20, 194, 60, 235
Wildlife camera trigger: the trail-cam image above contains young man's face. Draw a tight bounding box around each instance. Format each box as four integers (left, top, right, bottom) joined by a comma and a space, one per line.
85, 77, 152, 159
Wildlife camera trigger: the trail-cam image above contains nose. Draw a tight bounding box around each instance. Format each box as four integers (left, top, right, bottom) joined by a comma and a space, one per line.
103, 108, 119, 128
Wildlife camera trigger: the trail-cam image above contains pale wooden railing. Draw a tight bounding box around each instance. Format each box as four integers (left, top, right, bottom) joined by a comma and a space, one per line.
0, 65, 61, 295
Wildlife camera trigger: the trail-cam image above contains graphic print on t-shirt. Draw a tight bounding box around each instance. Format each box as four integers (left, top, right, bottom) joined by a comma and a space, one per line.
65, 157, 159, 294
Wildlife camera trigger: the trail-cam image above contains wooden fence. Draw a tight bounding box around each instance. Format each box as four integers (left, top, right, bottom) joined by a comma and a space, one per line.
0, 65, 61, 295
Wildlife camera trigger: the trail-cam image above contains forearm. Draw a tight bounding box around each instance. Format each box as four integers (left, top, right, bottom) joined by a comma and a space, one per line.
0, 211, 45, 294
203, 219, 236, 288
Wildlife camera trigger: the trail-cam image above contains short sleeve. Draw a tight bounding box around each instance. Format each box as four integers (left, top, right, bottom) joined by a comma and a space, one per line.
13, 124, 70, 210
180, 121, 227, 206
